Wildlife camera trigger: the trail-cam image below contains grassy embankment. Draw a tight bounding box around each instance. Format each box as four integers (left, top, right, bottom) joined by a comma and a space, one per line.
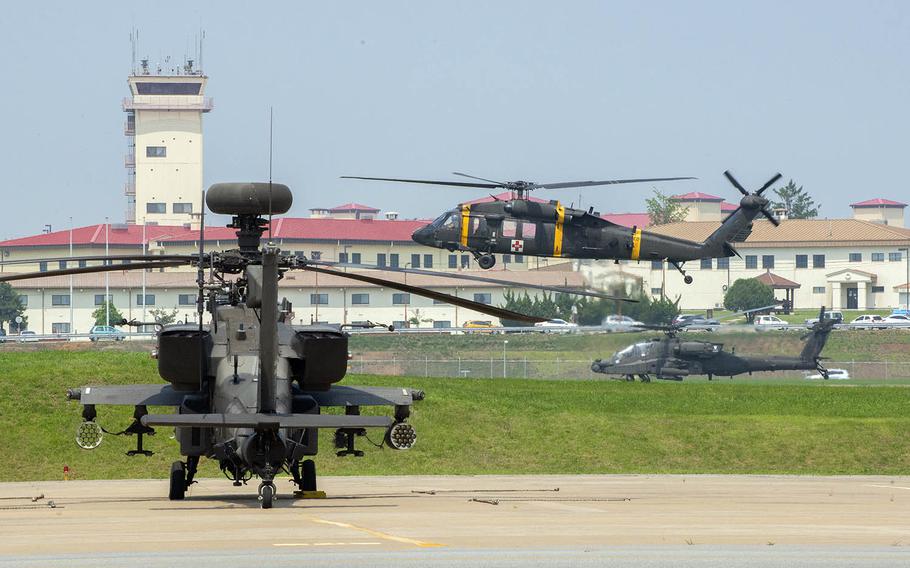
1, 351, 909, 482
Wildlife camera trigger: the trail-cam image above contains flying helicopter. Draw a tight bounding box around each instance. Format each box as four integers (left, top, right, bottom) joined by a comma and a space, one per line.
0, 182, 614, 509
342, 170, 782, 284
590, 307, 835, 382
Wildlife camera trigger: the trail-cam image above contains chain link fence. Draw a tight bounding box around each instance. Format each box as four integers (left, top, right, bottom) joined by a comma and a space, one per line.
349, 358, 910, 381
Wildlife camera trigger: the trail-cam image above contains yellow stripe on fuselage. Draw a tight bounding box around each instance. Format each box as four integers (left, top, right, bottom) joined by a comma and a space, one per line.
460, 204, 471, 247
554, 203, 565, 257
631, 227, 642, 260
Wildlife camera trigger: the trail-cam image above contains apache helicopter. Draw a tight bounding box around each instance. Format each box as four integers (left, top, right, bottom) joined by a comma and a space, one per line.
343, 171, 782, 284
1, 182, 611, 508
590, 307, 835, 382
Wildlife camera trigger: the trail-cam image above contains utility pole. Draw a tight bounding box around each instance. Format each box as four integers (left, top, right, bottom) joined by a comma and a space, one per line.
105, 218, 110, 328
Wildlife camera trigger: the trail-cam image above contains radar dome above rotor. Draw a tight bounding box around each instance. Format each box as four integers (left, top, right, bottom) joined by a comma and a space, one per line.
206, 183, 293, 216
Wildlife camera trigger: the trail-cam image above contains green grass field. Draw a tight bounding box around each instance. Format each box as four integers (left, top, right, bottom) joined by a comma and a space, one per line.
1, 351, 909, 482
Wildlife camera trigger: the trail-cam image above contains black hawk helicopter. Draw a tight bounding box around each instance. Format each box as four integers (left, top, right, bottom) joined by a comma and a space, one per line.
590, 307, 835, 382
1, 182, 614, 508
343, 171, 782, 284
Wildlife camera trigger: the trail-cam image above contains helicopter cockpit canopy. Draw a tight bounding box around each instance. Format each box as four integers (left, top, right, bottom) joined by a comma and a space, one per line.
612, 341, 653, 364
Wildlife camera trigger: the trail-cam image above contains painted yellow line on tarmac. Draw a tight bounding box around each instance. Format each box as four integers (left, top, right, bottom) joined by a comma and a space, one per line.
273, 542, 381, 547
309, 517, 446, 548
865, 484, 910, 491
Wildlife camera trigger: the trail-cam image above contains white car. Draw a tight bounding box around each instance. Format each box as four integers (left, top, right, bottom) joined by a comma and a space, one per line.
805, 368, 850, 380
533, 319, 579, 333
602, 315, 643, 331
851, 314, 886, 330
17, 330, 39, 342
883, 314, 910, 325
754, 315, 788, 330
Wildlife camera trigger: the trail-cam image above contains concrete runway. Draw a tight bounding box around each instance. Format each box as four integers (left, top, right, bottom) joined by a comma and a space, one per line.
0, 474, 908, 567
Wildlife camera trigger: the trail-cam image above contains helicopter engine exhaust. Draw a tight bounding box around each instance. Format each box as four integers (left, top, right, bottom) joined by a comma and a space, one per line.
385, 422, 417, 450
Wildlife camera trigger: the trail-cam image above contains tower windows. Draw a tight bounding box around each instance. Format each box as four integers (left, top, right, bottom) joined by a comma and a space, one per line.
146, 203, 166, 214
172, 203, 193, 214
146, 146, 167, 158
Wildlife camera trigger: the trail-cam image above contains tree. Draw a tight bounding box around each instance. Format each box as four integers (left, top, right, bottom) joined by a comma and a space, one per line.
770, 180, 819, 219
0, 282, 26, 332
92, 301, 124, 327
148, 308, 179, 326
407, 308, 433, 328
646, 189, 689, 225
723, 278, 775, 321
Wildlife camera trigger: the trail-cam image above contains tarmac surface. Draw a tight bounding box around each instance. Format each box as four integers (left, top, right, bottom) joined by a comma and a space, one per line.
0, 474, 908, 567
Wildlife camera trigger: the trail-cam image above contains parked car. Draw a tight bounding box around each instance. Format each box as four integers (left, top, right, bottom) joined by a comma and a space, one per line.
805, 368, 850, 380
883, 314, 910, 325
602, 315, 643, 331
0, 329, 6, 343
851, 314, 886, 330
533, 318, 579, 333
754, 315, 789, 330
17, 330, 39, 342
462, 320, 501, 334
89, 325, 126, 342
805, 311, 843, 326
673, 314, 720, 331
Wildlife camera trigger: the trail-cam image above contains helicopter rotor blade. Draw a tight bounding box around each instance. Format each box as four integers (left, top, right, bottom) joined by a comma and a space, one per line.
0, 260, 190, 283
761, 208, 781, 226
537, 177, 696, 190
451, 172, 510, 186
723, 170, 750, 196
341, 176, 500, 189
299, 265, 547, 323
756, 173, 783, 196
0, 254, 199, 267
308, 260, 638, 303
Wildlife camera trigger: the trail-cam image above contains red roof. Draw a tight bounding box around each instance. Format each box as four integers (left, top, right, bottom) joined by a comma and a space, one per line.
755, 271, 801, 289
851, 198, 907, 208
721, 201, 739, 212
602, 213, 651, 228
673, 192, 724, 202
326, 202, 381, 212
0, 224, 188, 248
462, 191, 550, 206
155, 217, 430, 244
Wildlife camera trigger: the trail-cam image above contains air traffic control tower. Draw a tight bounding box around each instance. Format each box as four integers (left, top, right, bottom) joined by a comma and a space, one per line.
123, 59, 213, 226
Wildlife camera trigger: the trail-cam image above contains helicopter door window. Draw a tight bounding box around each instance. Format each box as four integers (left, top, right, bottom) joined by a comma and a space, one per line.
520, 222, 537, 239
441, 213, 458, 229
470, 217, 486, 235
502, 220, 518, 238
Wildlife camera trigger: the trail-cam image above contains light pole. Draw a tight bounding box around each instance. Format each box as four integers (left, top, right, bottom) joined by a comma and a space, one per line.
900, 247, 909, 310
104, 217, 110, 328
404, 262, 411, 325
69, 217, 73, 335
502, 340, 508, 378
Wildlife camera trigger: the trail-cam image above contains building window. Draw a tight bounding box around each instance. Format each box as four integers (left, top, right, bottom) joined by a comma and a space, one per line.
58, 260, 67, 270
78, 260, 87, 268
146, 146, 166, 157
513, 254, 524, 264
136, 294, 155, 306
651, 260, 663, 270
94, 294, 113, 305
433, 321, 452, 328
311, 251, 322, 260
392, 320, 409, 330
872, 285, 885, 293
39, 261, 48, 272
424, 254, 433, 268
448, 255, 457, 269
377, 253, 387, 267
849, 253, 862, 262
52, 322, 71, 334
146, 202, 166, 214
338, 252, 348, 264
812, 254, 825, 268
411, 254, 421, 268
745, 255, 757, 269
717, 257, 729, 269
473, 293, 492, 304
762, 255, 775, 269
172, 203, 193, 214
351, 252, 361, 264
178, 294, 196, 306
392, 293, 410, 305
812, 286, 825, 294
651, 287, 662, 295
872, 252, 884, 262
51, 294, 70, 306
461, 254, 470, 268
390, 253, 399, 268
795, 254, 808, 268
503, 254, 512, 264
310, 293, 328, 305
351, 293, 369, 305
890, 252, 902, 262
700, 258, 712, 270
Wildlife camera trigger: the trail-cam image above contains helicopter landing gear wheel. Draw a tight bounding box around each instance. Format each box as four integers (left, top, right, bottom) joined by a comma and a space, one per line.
301, 459, 317, 492
258, 482, 274, 509
640, 374, 651, 383
169, 461, 186, 500
684, 275, 693, 284
671, 260, 693, 284
477, 254, 496, 270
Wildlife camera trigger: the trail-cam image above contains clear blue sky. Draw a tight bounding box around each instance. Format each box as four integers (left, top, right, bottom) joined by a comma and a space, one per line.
2, 1, 908, 239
